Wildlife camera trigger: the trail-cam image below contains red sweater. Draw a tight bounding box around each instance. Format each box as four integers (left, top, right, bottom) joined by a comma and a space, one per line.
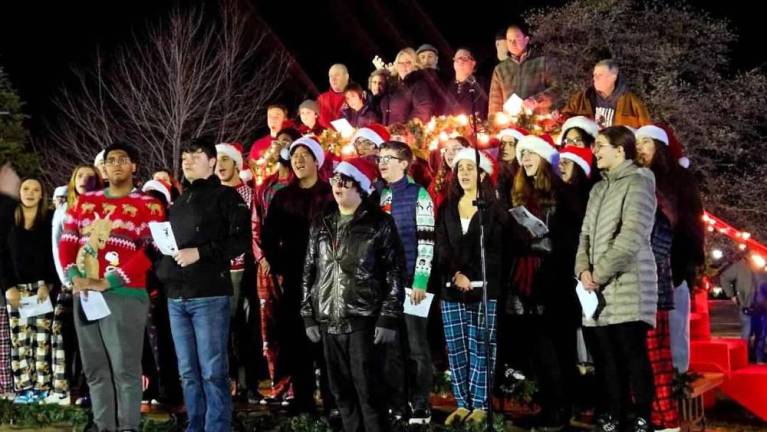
317, 90, 345, 129
59, 190, 164, 297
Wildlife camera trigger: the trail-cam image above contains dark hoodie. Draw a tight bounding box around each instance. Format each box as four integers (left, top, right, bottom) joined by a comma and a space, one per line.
593, 79, 627, 128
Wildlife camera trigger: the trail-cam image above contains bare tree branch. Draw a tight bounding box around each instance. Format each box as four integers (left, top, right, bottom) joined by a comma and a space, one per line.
35, 0, 291, 182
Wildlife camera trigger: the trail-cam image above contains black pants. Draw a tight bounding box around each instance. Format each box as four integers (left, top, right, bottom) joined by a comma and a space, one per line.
324, 327, 388, 432
379, 314, 432, 413
584, 321, 655, 420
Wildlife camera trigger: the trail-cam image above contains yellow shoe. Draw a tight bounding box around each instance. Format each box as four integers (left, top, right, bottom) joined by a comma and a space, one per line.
465, 408, 487, 424
444, 407, 471, 426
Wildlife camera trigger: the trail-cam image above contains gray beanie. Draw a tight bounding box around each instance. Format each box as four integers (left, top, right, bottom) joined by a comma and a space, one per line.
298, 99, 319, 115
416, 44, 438, 55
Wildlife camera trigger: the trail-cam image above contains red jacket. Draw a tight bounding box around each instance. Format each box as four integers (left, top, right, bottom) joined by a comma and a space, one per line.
317, 90, 345, 129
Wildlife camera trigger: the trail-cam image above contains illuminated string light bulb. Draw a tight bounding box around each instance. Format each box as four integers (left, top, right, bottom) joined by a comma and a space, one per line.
711, 249, 723, 260
752, 254, 766, 268
495, 113, 510, 127
456, 114, 469, 126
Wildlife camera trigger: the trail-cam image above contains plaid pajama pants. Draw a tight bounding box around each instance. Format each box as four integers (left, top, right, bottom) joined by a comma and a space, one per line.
442, 299, 497, 410
0, 307, 12, 393
257, 263, 291, 396
7, 282, 55, 392
50, 289, 70, 395
648, 310, 679, 428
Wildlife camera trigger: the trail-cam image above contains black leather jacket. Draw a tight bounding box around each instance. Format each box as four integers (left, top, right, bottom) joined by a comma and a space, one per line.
301, 200, 406, 334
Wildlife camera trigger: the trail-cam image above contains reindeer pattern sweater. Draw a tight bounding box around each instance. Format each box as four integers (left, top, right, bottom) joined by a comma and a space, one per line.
59, 189, 164, 298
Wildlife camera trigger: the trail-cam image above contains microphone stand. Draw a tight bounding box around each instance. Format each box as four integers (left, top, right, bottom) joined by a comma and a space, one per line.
468, 79, 494, 431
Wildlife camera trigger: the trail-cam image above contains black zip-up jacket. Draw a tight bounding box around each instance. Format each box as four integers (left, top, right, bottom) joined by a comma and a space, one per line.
301, 200, 406, 334
156, 175, 251, 299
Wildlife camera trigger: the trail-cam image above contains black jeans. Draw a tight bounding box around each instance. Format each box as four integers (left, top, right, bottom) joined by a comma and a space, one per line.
324, 327, 389, 432
378, 314, 432, 413
584, 321, 655, 420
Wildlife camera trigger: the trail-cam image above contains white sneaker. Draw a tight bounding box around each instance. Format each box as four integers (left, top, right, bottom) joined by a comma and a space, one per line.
0, 392, 15, 401
44, 392, 71, 406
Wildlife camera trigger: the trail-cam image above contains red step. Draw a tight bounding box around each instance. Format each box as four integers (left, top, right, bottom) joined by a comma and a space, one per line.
690, 338, 748, 376
722, 364, 767, 421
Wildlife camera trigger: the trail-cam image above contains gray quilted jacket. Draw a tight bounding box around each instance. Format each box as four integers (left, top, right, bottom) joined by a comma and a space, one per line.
575, 160, 658, 327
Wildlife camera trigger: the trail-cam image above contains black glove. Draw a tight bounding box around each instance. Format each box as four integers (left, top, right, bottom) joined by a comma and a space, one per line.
306, 326, 321, 343
373, 327, 396, 345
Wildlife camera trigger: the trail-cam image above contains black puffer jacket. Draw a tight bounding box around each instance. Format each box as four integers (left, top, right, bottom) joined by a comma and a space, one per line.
156, 175, 251, 299
301, 200, 406, 334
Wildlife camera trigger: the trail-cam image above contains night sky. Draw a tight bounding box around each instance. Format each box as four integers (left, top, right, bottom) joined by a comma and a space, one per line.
0, 0, 763, 135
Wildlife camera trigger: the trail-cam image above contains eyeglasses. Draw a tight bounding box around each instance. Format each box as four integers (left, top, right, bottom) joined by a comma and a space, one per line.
329, 174, 355, 189
377, 155, 405, 165
105, 157, 131, 166
354, 138, 376, 149
563, 138, 584, 146
453, 56, 474, 63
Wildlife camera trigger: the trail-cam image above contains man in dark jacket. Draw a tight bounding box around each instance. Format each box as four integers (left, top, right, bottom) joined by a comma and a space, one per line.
302, 157, 406, 432
156, 136, 251, 432
261, 136, 334, 412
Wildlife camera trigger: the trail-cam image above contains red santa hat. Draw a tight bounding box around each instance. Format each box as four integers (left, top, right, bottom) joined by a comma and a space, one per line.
636, 124, 690, 168
560, 116, 600, 145
559, 145, 594, 178
351, 123, 391, 147
334, 157, 378, 193
142, 179, 172, 204
216, 142, 244, 171
516, 134, 559, 166
497, 126, 529, 143
289, 136, 326, 168
451, 148, 494, 176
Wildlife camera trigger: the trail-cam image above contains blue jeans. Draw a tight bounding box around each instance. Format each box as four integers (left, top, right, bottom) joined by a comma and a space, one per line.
168, 296, 231, 432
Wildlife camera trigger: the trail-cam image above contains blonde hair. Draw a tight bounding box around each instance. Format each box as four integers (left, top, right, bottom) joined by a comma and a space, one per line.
394, 48, 420, 72
67, 164, 102, 208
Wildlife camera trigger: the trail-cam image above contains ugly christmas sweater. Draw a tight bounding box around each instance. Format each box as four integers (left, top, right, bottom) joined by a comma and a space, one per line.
59, 189, 164, 298
380, 176, 435, 290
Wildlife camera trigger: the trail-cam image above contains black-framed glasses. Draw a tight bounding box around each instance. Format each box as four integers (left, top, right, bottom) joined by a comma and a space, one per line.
377, 155, 405, 165
330, 174, 355, 188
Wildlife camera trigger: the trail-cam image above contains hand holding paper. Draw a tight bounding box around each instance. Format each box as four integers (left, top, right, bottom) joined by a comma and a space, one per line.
404, 288, 434, 318
149, 221, 179, 256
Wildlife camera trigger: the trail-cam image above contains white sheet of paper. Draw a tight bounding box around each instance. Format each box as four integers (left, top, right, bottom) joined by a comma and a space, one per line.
80, 291, 111, 321
330, 118, 355, 138
403, 288, 434, 318
503, 93, 524, 116
18, 295, 54, 320
149, 221, 179, 256
575, 280, 599, 320
509, 206, 549, 238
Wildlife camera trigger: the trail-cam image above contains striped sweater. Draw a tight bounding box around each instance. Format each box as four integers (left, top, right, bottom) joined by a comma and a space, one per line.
575, 161, 658, 327
59, 189, 164, 298
380, 176, 435, 291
